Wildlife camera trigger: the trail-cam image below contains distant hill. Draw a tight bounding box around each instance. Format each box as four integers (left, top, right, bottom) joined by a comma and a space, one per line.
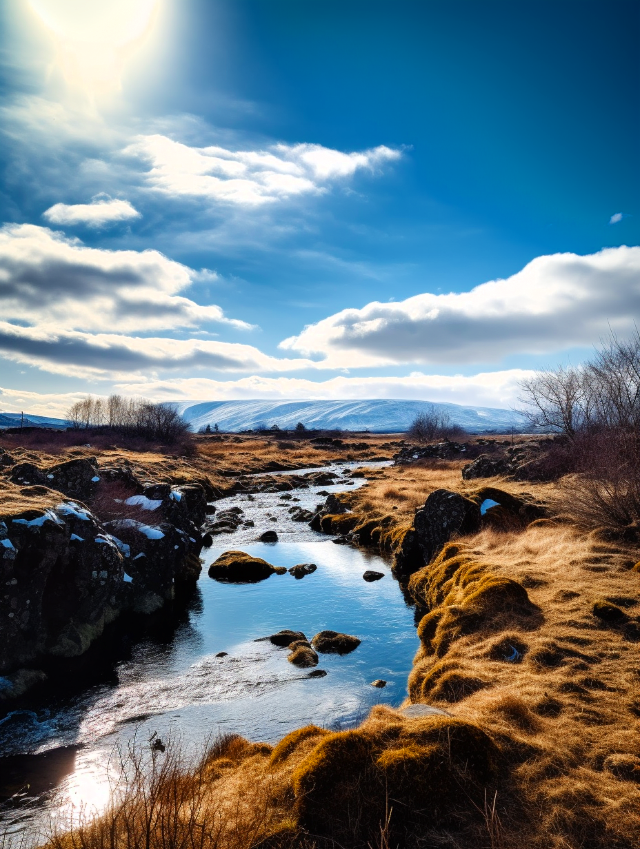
0, 412, 68, 430
174, 399, 527, 434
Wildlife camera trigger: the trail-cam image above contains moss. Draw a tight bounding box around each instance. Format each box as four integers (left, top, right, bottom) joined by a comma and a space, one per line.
269, 725, 330, 766
208, 550, 279, 583
287, 645, 319, 667
311, 630, 361, 654
320, 513, 358, 534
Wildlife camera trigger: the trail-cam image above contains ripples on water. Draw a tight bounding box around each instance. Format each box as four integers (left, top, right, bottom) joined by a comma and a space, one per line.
0, 462, 419, 840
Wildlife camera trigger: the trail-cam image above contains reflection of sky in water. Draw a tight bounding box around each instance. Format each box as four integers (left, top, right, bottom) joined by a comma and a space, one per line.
0, 461, 417, 841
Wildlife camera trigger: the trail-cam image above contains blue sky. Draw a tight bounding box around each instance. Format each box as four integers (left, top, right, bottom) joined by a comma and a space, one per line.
0, 0, 638, 415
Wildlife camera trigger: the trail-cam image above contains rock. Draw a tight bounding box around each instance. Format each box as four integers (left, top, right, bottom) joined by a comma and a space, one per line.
307, 669, 327, 678
0, 668, 48, 702
394, 442, 470, 464
288, 645, 319, 667
363, 570, 384, 582
208, 551, 279, 583
259, 530, 279, 542
0, 500, 125, 673
371, 679, 387, 688
215, 651, 228, 657
324, 494, 348, 514
9, 462, 47, 487
45, 458, 101, 501
332, 536, 351, 545
267, 629, 307, 647
289, 507, 314, 523
311, 630, 361, 655
462, 454, 511, 480
289, 563, 317, 579
592, 600, 627, 622
412, 489, 481, 566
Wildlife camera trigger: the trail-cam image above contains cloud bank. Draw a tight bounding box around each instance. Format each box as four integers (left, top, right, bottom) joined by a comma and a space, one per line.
43, 197, 140, 227
126, 135, 402, 205
0, 223, 247, 334
281, 247, 640, 367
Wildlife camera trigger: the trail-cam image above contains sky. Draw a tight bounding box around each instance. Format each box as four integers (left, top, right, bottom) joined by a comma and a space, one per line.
0, 0, 638, 417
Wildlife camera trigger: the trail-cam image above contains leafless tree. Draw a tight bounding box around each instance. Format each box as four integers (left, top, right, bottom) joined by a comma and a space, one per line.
408, 406, 465, 443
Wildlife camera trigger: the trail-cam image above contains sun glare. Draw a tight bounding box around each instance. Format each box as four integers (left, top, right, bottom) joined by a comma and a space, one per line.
28, 0, 159, 93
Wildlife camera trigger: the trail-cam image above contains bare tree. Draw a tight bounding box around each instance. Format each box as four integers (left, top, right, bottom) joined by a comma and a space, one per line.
408, 406, 464, 443
65, 395, 190, 443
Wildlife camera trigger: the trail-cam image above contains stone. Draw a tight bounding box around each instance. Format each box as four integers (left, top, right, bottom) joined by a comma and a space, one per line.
307, 669, 327, 678
371, 679, 387, 688
289, 563, 317, 579
311, 630, 361, 654
288, 645, 319, 667
267, 629, 307, 647
363, 570, 384, 582
208, 551, 278, 583
462, 454, 511, 480
412, 489, 481, 566
259, 530, 278, 542
215, 651, 228, 657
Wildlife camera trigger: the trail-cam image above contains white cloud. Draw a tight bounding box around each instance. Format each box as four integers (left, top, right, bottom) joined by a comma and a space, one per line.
125, 135, 401, 206
281, 246, 640, 367
43, 196, 140, 227
0, 322, 313, 380
610, 213, 624, 225
0, 223, 247, 334
114, 369, 532, 409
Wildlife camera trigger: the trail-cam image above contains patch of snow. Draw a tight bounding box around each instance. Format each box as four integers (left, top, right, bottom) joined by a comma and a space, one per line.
57, 502, 91, 521
70, 533, 84, 542
123, 572, 133, 583
47, 474, 54, 480
133, 552, 146, 560
1, 539, 15, 550
110, 536, 130, 557
125, 495, 163, 511
169, 490, 182, 501
111, 519, 165, 540
13, 510, 64, 528
91, 476, 100, 482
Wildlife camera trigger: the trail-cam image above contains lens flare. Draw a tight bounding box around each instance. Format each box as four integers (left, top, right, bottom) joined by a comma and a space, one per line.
28, 0, 159, 93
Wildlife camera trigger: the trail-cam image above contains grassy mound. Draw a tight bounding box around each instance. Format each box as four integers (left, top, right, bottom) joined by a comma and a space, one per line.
311, 630, 361, 654
208, 550, 283, 583
291, 707, 500, 843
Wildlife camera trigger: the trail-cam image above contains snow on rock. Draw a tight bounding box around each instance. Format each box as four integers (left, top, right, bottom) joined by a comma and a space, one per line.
13, 509, 64, 528
125, 495, 163, 511
111, 519, 165, 540
57, 502, 92, 522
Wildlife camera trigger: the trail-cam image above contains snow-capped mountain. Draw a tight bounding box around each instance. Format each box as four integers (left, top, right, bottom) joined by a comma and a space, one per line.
174, 399, 526, 434
0, 412, 68, 429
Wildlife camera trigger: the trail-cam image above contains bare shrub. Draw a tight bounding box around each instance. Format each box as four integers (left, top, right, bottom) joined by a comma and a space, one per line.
67, 396, 190, 445
407, 406, 465, 443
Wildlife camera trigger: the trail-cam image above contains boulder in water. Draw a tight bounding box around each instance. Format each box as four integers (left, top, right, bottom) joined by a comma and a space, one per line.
311, 630, 361, 654
208, 550, 279, 583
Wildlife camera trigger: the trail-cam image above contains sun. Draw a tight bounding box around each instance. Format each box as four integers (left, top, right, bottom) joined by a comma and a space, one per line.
28, 0, 160, 94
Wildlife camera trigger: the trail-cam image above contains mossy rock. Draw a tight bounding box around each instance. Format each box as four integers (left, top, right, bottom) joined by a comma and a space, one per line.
320, 513, 358, 534
208, 551, 279, 583
288, 645, 319, 668
311, 630, 361, 654
268, 629, 307, 646
592, 600, 627, 622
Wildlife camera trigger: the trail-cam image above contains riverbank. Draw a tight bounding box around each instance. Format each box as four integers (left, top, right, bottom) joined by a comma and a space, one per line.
1, 432, 639, 848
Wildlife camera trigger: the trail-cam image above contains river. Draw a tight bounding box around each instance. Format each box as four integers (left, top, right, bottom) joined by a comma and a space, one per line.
0, 461, 419, 843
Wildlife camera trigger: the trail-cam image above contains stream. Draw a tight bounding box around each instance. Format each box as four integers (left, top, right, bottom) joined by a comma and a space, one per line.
0, 461, 419, 842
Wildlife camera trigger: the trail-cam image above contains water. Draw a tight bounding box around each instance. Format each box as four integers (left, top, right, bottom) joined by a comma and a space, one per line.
0, 461, 419, 840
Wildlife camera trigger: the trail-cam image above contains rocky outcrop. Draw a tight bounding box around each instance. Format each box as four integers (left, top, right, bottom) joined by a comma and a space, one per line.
394, 489, 481, 575
0, 462, 210, 684
289, 563, 317, 579
394, 442, 471, 464
461, 454, 511, 480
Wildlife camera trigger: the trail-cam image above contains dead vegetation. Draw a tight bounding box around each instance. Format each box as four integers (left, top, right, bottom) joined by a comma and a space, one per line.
2, 432, 639, 848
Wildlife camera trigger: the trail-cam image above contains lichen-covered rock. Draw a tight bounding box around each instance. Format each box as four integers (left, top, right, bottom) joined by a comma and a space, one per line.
413, 489, 481, 565
288, 644, 319, 667
266, 629, 307, 646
